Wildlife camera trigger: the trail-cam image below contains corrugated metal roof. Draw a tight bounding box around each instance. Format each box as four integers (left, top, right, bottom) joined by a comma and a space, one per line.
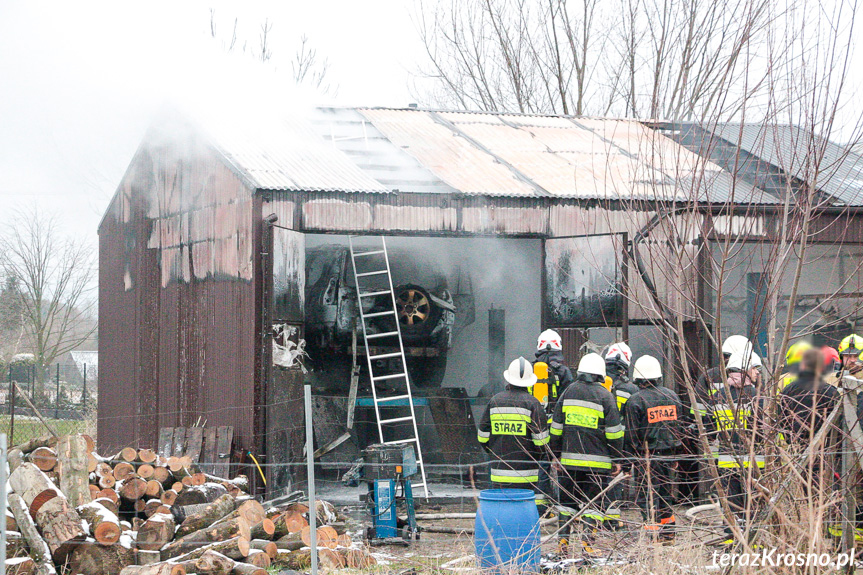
204, 114, 388, 193
709, 123, 863, 205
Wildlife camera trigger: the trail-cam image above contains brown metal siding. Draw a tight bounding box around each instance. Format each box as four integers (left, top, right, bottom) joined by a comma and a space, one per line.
98, 129, 259, 457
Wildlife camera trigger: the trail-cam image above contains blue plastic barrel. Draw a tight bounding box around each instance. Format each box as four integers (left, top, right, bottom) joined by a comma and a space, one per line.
474, 489, 540, 571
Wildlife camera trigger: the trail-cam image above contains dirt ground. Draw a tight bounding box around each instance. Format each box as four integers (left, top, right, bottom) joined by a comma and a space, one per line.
336, 502, 734, 574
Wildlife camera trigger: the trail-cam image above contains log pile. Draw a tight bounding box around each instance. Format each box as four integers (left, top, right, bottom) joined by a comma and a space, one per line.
5, 434, 376, 574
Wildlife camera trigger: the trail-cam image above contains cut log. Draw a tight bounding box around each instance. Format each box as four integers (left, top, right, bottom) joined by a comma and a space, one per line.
131, 518, 144, 531
138, 449, 157, 464
99, 474, 116, 489
138, 464, 155, 479
173, 483, 228, 507
88, 485, 101, 500
209, 501, 265, 531
229, 564, 266, 575
6, 509, 17, 533
171, 482, 184, 493
135, 499, 148, 514
8, 493, 56, 575
77, 500, 121, 545
14, 436, 58, 454
119, 447, 138, 462
68, 541, 136, 574
113, 462, 136, 482
166, 536, 250, 563
273, 548, 343, 571
145, 480, 164, 498
343, 548, 377, 569
33, 495, 87, 562
136, 550, 161, 566
81, 434, 96, 452
160, 490, 178, 506
248, 540, 277, 559
245, 549, 270, 569
177, 549, 235, 575
118, 564, 186, 575
160, 518, 250, 559
274, 511, 307, 537
336, 533, 352, 547
143, 500, 170, 518
9, 463, 60, 514
120, 476, 148, 501
93, 497, 120, 517
137, 513, 176, 551
152, 467, 172, 485
56, 435, 91, 507
180, 476, 194, 487
4, 557, 36, 575
87, 452, 97, 473
204, 474, 248, 492
8, 448, 24, 472
300, 525, 338, 549
98, 488, 120, 504
273, 531, 304, 552
314, 500, 339, 524
175, 494, 236, 539
248, 519, 275, 540
30, 447, 57, 472
190, 473, 206, 486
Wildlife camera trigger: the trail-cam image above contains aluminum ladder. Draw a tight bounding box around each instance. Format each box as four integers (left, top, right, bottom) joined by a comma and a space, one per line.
348, 236, 429, 498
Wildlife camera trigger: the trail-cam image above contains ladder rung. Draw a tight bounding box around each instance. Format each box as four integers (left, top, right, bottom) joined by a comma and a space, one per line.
366, 331, 399, 340
384, 438, 418, 445
370, 352, 402, 360
354, 250, 385, 257
377, 394, 411, 403
359, 290, 391, 298
363, 310, 396, 319
380, 416, 414, 424
372, 373, 408, 382
356, 270, 388, 278
410, 481, 426, 489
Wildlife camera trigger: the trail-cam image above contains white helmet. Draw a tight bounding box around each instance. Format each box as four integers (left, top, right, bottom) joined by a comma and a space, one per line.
605, 342, 633, 366
537, 329, 563, 351
632, 355, 662, 380
727, 350, 762, 371
577, 353, 607, 378
503, 357, 538, 387
722, 335, 751, 357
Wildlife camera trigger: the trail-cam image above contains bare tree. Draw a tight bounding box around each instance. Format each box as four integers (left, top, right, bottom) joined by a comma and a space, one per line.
0, 207, 96, 389
290, 35, 336, 96
414, 0, 773, 120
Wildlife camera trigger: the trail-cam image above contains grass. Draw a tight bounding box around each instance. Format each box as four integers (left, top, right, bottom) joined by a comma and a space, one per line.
0, 414, 92, 446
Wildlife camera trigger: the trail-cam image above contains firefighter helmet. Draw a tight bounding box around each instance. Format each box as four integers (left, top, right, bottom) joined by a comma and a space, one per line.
785, 341, 813, 365
537, 329, 563, 351
722, 335, 751, 357
728, 350, 762, 371
632, 355, 662, 380
605, 342, 633, 367
504, 357, 538, 387
838, 334, 863, 356
577, 353, 607, 378
822, 346, 840, 369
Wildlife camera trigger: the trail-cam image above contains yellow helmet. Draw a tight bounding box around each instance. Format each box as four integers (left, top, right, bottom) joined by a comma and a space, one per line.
838, 334, 863, 356
785, 341, 813, 366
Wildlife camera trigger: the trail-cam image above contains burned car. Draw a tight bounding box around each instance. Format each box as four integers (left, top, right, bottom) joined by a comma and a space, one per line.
304, 244, 458, 388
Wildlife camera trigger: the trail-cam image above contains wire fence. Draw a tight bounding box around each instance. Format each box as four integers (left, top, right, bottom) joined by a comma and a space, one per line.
0, 362, 95, 446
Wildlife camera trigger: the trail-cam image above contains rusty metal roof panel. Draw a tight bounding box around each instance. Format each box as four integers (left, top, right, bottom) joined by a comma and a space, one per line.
206, 115, 388, 193
357, 108, 538, 197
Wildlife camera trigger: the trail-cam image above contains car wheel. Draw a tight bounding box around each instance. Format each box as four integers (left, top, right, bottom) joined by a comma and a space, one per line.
395, 284, 441, 336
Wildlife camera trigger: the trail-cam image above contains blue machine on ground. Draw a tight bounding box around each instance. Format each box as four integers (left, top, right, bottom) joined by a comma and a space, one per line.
344, 443, 420, 544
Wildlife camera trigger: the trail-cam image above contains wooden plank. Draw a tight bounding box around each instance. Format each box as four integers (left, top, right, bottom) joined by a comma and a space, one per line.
215, 426, 233, 479
171, 428, 186, 458
185, 428, 204, 464
158, 428, 175, 459
202, 428, 218, 475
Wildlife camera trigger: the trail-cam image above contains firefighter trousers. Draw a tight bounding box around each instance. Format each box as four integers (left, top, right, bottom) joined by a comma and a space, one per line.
633, 455, 675, 528
557, 468, 607, 538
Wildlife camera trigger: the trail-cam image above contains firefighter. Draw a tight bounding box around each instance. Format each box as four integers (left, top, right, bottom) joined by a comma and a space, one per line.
694, 335, 751, 420
624, 355, 683, 540
534, 329, 575, 415
477, 357, 550, 510
778, 348, 838, 447
821, 346, 842, 386
550, 353, 624, 553
604, 342, 637, 528
779, 340, 813, 391
707, 349, 765, 543
838, 334, 863, 369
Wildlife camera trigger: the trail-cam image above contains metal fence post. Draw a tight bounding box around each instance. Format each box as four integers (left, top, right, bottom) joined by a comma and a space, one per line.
82, 363, 87, 405
304, 385, 318, 575
55, 363, 60, 419
8, 383, 14, 447
1, 433, 8, 573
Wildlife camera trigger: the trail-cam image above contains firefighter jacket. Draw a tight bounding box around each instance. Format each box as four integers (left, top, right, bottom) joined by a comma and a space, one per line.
694, 366, 722, 421
550, 376, 624, 472
611, 372, 639, 414
477, 387, 549, 484
534, 349, 574, 414
778, 372, 840, 446
704, 373, 766, 469
624, 382, 684, 455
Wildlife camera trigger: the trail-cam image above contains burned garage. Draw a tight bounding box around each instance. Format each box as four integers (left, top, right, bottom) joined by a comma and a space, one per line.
98, 106, 863, 497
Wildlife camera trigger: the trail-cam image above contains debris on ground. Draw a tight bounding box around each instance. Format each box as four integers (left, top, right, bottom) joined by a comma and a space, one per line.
4, 434, 376, 575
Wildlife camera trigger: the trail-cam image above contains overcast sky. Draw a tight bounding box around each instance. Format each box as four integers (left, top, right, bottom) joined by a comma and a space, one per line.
0, 1, 426, 244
